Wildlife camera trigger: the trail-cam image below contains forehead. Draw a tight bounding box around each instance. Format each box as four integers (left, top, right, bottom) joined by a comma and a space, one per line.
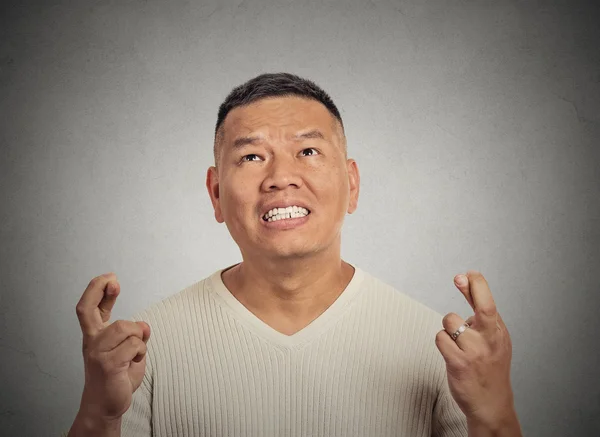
221, 96, 337, 140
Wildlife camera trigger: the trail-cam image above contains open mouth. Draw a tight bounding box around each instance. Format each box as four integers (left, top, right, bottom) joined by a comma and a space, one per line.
262, 206, 311, 222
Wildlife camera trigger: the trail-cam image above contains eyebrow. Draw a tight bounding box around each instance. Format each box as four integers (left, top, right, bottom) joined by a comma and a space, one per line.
231, 130, 326, 149
294, 130, 325, 141
232, 135, 263, 149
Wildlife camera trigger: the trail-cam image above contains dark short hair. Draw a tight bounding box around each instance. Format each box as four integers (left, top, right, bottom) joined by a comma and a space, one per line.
213, 72, 344, 163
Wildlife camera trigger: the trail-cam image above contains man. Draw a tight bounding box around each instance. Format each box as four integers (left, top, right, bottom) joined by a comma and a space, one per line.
68, 73, 522, 436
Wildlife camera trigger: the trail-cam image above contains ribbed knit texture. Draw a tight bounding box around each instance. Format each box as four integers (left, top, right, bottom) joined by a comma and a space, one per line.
121, 265, 468, 437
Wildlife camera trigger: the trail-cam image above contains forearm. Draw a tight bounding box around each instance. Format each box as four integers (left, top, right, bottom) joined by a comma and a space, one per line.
67, 410, 122, 437
467, 408, 523, 437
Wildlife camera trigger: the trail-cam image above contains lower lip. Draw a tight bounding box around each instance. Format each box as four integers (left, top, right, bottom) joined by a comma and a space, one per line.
261, 214, 310, 230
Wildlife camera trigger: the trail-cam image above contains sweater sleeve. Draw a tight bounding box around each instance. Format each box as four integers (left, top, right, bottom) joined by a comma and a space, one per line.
120, 312, 154, 436
431, 376, 468, 437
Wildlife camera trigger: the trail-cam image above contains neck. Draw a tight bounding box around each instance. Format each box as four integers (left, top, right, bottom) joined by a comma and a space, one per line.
221, 245, 354, 332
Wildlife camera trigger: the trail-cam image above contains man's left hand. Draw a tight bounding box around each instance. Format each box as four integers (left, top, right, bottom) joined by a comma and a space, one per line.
435, 270, 518, 431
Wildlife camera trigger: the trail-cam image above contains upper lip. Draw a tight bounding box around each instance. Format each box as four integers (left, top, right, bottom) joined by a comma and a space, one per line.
260, 201, 311, 218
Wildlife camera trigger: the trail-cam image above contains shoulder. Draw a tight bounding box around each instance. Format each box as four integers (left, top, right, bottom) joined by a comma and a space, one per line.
128, 273, 215, 325
360, 269, 444, 316
357, 268, 445, 333
353, 269, 450, 387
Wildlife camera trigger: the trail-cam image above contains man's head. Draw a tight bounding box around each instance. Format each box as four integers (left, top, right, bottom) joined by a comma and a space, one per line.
213, 73, 346, 167
206, 72, 359, 261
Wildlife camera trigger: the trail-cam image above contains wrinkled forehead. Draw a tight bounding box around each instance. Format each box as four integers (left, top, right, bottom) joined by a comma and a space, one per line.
220, 96, 341, 144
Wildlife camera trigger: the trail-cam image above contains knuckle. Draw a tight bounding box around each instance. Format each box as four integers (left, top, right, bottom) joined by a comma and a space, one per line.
479, 305, 497, 317
452, 356, 470, 371
75, 304, 85, 317
133, 338, 146, 353
112, 320, 127, 335
469, 349, 483, 362
124, 336, 142, 354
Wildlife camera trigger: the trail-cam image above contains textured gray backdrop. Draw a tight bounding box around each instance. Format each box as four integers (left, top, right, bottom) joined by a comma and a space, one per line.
1, 0, 599, 436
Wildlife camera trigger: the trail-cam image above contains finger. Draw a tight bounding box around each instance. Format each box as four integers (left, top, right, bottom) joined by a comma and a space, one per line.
435, 328, 464, 365
108, 336, 147, 366
441, 312, 477, 352
95, 320, 146, 352
76, 273, 117, 338
139, 321, 151, 343
454, 274, 475, 311
466, 270, 498, 333
98, 280, 120, 326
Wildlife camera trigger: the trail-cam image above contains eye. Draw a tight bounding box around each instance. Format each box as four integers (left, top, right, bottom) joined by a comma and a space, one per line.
300, 148, 319, 157
241, 154, 262, 162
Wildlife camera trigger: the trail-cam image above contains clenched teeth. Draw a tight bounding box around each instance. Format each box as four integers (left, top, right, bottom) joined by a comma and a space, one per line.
263, 206, 310, 221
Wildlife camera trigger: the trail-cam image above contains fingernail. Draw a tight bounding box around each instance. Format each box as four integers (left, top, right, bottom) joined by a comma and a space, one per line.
455, 275, 467, 286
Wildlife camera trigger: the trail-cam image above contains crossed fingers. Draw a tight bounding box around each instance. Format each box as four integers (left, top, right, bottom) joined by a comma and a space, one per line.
437, 270, 505, 357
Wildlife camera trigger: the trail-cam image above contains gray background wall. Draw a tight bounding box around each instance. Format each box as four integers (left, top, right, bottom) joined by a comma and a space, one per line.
1, 0, 599, 436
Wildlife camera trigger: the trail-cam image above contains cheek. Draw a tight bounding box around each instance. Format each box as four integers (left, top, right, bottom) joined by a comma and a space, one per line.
221, 179, 256, 220
311, 165, 349, 203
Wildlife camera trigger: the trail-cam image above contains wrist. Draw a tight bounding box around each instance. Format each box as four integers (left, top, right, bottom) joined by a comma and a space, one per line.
72, 409, 122, 435
467, 407, 522, 437
78, 387, 125, 425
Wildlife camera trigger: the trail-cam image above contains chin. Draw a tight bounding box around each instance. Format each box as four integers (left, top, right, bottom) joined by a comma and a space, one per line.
257, 241, 320, 260
268, 247, 316, 260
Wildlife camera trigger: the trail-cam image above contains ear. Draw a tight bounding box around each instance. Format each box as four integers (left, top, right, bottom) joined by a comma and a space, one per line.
346, 159, 360, 214
206, 166, 225, 223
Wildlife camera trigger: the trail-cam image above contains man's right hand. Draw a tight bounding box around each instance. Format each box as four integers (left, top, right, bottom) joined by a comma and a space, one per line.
75, 272, 151, 422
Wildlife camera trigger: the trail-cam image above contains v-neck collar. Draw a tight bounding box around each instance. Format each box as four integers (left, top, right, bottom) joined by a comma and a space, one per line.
207, 263, 366, 348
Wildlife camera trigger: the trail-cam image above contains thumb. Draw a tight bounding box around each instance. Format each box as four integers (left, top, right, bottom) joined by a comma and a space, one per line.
136, 321, 151, 342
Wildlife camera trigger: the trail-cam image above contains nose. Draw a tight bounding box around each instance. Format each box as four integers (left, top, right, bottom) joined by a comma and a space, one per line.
260, 155, 303, 192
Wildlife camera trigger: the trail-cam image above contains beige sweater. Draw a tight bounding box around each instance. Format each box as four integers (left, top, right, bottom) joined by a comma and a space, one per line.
121, 265, 468, 436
